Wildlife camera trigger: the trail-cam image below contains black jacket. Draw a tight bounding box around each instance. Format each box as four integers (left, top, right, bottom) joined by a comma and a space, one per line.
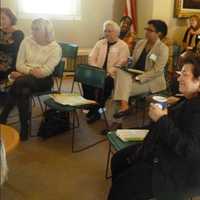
143, 95, 200, 199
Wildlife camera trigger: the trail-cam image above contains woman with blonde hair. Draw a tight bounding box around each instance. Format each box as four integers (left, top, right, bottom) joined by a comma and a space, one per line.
0, 18, 61, 141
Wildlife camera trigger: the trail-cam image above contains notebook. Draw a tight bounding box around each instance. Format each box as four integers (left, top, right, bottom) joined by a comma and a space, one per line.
50, 93, 96, 106
121, 66, 144, 75
116, 129, 149, 142
126, 68, 144, 74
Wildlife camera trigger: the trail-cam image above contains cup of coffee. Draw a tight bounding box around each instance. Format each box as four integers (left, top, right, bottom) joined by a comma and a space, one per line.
152, 95, 168, 109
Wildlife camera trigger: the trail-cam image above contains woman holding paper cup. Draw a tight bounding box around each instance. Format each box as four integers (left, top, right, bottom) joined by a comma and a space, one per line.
113, 20, 169, 119
0, 18, 61, 141
108, 54, 200, 200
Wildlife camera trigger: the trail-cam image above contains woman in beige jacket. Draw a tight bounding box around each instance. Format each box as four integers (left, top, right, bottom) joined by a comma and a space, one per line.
83, 20, 130, 124
113, 20, 169, 119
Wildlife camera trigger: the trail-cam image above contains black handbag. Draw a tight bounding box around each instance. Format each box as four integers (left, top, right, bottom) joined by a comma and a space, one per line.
37, 109, 70, 139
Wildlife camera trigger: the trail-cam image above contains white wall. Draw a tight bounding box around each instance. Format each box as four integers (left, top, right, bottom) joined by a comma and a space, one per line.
2, 0, 114, 48
152, 0, 187, 43
2, 0, 189, 47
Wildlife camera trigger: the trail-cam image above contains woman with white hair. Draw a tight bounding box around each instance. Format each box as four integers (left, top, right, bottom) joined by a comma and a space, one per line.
83, 20, 130, 124
0, 18, 61, 141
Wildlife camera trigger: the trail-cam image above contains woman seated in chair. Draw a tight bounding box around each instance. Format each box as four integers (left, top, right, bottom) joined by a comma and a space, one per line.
108, 54, 200, 200
0, 8, 24, 81
0, 18, 61, 141
83, 20, 129, 124
113, 19, 169, 119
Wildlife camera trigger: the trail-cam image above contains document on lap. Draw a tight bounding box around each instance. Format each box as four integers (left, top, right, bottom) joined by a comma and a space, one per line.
120, 66, 144, 75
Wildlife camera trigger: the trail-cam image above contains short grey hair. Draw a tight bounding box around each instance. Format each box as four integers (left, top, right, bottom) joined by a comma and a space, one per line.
103, 20, 120, 36
31, 18, 55, 42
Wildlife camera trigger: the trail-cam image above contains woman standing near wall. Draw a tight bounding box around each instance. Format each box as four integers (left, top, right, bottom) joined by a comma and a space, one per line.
182, 15, 200, 52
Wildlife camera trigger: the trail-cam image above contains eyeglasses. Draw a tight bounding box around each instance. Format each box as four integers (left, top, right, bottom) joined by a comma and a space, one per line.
144, 27, 156, 32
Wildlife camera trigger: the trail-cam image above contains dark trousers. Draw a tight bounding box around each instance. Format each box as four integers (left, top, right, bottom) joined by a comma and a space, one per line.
82, 76, 114, 114
0, 75, 53, 139
108, 144, 154, 200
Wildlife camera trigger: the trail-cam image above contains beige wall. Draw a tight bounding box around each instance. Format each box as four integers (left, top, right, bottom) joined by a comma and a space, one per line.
2, 0, 189, 47
137, 0, 188, 44
2, 0, 114, 48
137, 0, 154, 37
152, 0, 187, 44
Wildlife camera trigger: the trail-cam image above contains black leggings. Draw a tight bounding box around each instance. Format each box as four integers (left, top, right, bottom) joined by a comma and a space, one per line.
0, 75, 53, 139
108, 144, 153, 200
82, 75, 114, 113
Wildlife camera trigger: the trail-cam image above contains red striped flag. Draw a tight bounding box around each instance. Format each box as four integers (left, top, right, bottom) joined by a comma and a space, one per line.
124, 0, 137, 33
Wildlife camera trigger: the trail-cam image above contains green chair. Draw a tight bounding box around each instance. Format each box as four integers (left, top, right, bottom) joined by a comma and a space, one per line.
28, 60, 66, 137
59, 42, 79, 72
44, 64, 109, 152
105, 132, 137, 179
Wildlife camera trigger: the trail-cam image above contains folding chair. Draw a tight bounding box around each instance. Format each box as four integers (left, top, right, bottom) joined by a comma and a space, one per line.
26, 42, 78, 137
105, 131, 138, 179
28, 60, 66, 137
44, 64, 109, 152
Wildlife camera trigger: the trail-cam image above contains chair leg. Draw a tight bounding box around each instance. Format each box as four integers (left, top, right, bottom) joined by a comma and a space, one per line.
28, 97, 33, 137
37, 96, 44, 114
58, 77, 63, 92
75, 111, 80, 128
102, 109, 110, 129
78, 83, 82, 96
105, 143, 112, 179
72, 110, 76, 153
71, 109, 106, 153
32, 97, 36, 107
71, 80, 75, 93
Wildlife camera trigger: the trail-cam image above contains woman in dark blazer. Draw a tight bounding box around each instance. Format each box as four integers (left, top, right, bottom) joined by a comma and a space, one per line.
0, 8, 24, 80
108, 54, 200, 200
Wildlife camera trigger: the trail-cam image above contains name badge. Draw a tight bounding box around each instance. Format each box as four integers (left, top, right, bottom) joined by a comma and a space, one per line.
149, 54, 157, 62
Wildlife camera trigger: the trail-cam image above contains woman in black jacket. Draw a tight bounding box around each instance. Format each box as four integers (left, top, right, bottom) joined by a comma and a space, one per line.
0, 8, 24, 80
108, 54, 200, 200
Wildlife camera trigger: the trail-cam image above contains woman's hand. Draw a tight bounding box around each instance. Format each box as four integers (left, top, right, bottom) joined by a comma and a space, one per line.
167, 96, 180, 105
148, 103, 168, 122
10, 71, 23, 80
30, 67, 43, 78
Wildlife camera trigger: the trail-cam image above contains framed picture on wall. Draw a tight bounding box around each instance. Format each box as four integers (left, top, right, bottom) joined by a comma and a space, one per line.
175, 0, 200, 18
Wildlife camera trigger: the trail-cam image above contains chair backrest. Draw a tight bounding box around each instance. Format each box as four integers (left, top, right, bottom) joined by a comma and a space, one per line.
60, 42, 79, 58
74, 64, 106, 89
59, 42, 79, 72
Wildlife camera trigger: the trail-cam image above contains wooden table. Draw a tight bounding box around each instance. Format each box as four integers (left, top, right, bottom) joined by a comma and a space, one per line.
0, 125, 20, 153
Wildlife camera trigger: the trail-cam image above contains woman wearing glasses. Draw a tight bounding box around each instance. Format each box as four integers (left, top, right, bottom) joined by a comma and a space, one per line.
113, 20, 169, 119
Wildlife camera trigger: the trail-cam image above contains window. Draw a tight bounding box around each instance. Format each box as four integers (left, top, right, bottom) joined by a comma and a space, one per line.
18, 0, 81, 20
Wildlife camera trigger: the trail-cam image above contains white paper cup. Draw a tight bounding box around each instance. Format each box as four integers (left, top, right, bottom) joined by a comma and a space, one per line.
152, 96, 167, 109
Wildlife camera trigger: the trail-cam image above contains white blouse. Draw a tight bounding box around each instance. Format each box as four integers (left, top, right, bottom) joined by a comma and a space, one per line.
16, 36, 62, 77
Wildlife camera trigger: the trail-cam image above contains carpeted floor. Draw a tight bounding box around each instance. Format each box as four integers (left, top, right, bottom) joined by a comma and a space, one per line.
0, 77, 142, 200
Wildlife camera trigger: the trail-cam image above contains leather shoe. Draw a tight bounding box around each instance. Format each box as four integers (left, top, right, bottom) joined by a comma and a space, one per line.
87, 113, 101, 124
101, 122, 122, 135
113, 109, 131, 119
